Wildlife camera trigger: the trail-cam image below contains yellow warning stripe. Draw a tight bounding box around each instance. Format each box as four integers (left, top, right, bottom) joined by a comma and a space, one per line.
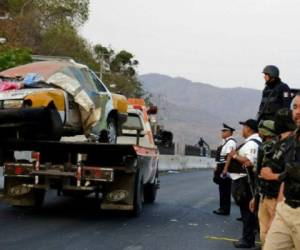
205, 236, 261, 244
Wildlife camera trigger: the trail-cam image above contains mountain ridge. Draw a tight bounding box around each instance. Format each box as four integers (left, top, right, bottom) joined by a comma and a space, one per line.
139, 73, 261, 148
142, 73, 261, 91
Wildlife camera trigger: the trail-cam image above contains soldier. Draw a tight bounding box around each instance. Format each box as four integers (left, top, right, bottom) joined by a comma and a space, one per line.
250, 120, 277, 246
257, 65, 292, 122
254, 110, 296, 246
213, 123, 237, 216
262, 93, 300, 249
223, 119, 262, 248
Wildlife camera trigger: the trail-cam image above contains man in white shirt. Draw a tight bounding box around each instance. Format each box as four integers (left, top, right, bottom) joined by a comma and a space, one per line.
213, 123, 237, 215
223, 119, 262, 248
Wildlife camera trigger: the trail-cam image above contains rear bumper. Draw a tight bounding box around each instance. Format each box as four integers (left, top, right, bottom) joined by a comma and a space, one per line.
3, 166, 115, 194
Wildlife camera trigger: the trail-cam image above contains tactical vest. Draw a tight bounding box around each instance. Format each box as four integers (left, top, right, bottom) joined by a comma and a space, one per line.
257, 138, 287, 198
215, 138, 236, 163
258, 80, 289, 121
283, 133, 300, 202
228, 138, 261, 173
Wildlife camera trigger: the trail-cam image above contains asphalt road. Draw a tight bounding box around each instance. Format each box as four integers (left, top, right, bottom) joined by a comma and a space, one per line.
0, 170, 249, 250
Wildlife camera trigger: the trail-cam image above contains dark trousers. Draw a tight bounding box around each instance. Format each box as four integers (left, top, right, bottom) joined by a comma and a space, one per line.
218, 177, 232, 213
239, 197, 256, 245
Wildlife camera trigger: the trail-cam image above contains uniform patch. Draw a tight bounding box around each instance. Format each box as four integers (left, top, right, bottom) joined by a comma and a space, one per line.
283, 92, 289, 98
250, 149, 256, 154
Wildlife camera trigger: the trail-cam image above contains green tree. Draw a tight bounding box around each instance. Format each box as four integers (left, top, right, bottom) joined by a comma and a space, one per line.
39, 21, 97, 69
5, 0, 89, 27
110, 50, 139, 77
103, 73, 144, 98
0, 47, 32, 71
34, 0, 89, 28
0, 1, 146, 98
94, 44, 114, 62
93, 44, 144, 97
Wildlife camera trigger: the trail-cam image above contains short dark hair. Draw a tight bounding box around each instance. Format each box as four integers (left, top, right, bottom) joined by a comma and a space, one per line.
291, 92, 300, 108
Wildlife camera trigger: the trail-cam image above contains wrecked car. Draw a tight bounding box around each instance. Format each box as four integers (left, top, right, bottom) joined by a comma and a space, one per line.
0, 60, 128, 142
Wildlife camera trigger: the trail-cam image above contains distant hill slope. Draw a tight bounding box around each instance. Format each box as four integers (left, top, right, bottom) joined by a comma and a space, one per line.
139, 73, 261, 148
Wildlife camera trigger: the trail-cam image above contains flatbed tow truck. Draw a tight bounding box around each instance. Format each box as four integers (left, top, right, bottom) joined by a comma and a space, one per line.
0, 100, 159, 217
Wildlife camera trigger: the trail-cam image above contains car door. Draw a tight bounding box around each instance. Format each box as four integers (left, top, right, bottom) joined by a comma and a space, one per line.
80, 69, 110, 125
85, 69, 113, 124
67, 66, 110, 130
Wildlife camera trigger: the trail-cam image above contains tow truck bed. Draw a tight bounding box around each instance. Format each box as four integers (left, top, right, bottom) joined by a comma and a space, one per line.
0, 139, 159, 216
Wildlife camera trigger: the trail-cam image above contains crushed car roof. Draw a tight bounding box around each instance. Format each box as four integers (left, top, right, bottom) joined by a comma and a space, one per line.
0, 61, 87, 80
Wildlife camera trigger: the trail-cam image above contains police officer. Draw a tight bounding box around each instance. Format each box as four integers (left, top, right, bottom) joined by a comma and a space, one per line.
213, 123, 237, 215
262, 94, 300, 249
223, 119, 262, 248
257, 65, 292, 122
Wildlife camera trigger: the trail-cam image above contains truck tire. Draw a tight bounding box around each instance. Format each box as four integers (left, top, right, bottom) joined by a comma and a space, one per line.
131, 171, 143, 217
143, 171, 159, 203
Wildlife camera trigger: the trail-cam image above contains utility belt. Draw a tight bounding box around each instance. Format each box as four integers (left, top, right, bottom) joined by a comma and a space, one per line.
285, 199, 300, 209
213, 163, 226, 185
216, 162, 226, 167
258, 180, 281, 199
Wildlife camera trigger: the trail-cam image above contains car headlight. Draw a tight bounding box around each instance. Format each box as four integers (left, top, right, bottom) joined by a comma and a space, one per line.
3, 100, 23, 109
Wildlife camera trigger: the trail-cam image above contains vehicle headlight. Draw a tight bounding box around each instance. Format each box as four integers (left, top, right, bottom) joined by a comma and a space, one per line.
3, 100, 23, 109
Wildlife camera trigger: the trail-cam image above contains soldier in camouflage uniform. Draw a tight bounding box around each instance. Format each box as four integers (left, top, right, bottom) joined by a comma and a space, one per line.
260, 96, 300, 249
251, 112, 295, 246
250, 120, 277, 245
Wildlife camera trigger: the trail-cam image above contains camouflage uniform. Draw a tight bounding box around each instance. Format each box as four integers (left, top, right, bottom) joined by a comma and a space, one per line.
256, 136, 287, 244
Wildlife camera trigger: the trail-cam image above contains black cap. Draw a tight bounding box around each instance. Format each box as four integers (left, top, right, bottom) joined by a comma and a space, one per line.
222, 123, 235, 132
239, 119, 258, 132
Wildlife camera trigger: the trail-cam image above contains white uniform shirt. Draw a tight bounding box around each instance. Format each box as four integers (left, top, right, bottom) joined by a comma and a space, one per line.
238, 133, 262, 166
229, 133, 262, 180
218, 136, 237, 163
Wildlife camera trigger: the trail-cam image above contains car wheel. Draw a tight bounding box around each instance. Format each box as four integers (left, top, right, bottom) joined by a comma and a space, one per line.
107, 117, 117, 144
47, 109, 63, 140
27, 108, 63, 141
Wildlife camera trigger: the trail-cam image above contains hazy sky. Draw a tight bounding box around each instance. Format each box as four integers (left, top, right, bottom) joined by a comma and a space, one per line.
81, 0, 300, 89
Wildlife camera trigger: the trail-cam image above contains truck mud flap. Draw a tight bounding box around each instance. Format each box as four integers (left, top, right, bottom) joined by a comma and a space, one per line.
3, 176, 44, 207
101, 173, 136, 211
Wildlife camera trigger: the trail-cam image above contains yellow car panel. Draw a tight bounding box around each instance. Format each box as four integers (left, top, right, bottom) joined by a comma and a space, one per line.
112, 93, 128, 114
24, 90, 65, 112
